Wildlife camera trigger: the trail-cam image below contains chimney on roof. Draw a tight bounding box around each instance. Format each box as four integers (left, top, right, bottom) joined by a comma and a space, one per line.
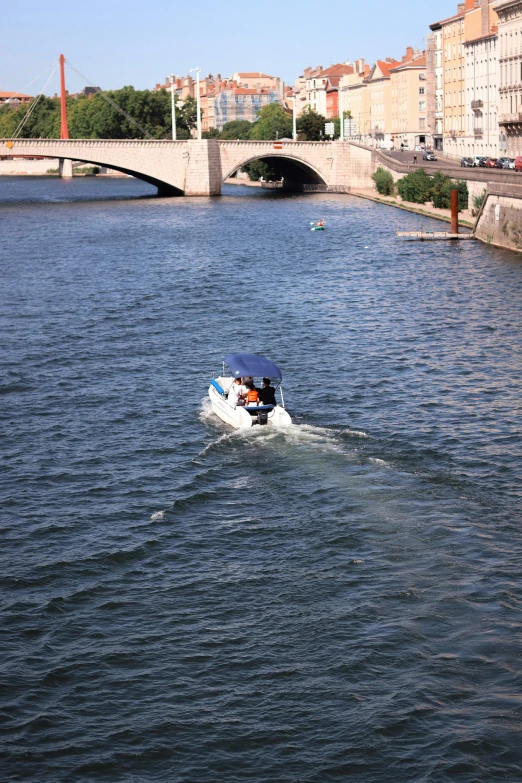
155, 83, 161, 90
404, 46, 414, 62
480, 0, 489, 34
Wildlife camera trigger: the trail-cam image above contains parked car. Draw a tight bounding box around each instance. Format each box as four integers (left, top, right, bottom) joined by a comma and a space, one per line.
460, 157, 474, 167
423, 151, 437, 161
484, 158, 498, 168
495, 157, 511, 168
508, 158, 516, 169
515, 156, 522, 171
472, 155, 486, 167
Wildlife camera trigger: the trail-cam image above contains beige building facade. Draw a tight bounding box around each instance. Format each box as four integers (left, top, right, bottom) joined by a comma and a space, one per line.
494, 0, 522, 155
464, 0, 499, 158
427, 23, 444, 149
390, 49, 427, 150
339, 60, 370, 139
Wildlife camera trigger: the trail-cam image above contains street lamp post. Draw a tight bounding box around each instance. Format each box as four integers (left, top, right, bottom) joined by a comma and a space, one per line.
170, 74, 177, 141
293, 95, 297, 141
190, 67, 202, 140
339, 86, 344, 141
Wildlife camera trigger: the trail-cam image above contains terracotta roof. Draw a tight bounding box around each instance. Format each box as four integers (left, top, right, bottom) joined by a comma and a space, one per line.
430, 9, 465, 29
0, 91, 32, 99
373, 60, 401, 78
391, 54, 426, 71
236, 72, 274, 79
316, 63, 354, 78
464, 29, 498, 45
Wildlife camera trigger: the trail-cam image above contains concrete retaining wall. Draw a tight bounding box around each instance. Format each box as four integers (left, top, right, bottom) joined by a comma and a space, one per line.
474, 184, 522, 253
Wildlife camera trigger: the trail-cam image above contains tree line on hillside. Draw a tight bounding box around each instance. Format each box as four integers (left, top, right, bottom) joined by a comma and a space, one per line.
0, 86, 336, 144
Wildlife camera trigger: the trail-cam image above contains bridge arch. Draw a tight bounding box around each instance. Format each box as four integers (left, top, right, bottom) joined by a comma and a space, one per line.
1, 139, 188, 195
222, 152, 328, 190
56, 153, 185, 195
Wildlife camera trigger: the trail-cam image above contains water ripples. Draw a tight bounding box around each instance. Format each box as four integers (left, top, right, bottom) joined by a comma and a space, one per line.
1, 177, 522, 782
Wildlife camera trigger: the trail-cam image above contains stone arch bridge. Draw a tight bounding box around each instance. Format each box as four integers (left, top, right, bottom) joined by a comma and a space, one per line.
1, 138, 375, 195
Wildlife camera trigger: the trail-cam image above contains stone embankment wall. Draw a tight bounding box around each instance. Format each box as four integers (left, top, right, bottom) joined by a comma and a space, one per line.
474, 184, 522, 253
0, 159, 58, 174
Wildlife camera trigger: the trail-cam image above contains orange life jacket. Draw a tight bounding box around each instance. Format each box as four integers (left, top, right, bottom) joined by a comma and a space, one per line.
246, 389, 259, 405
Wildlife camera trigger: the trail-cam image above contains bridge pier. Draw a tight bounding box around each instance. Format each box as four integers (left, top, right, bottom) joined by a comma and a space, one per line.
58, 158, 73, 178
184, 140, 222, 196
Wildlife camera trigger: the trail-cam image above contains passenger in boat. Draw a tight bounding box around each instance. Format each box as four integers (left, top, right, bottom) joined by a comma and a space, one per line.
228, 377, 247, 408
258, 377, 276, 406
244, 381, 260, 406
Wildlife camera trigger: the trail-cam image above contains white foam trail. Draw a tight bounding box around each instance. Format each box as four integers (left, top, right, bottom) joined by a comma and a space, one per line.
369, 457, 389, 467
198, 396, 214, 422
342, 428, 370, 439
150, 510, 166, 521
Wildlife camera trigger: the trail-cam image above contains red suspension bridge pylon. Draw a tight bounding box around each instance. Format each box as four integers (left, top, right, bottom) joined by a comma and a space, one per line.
59, 53, 69, 140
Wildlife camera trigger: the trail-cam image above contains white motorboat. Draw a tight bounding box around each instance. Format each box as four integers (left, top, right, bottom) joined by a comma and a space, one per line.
208, 353, 292, 429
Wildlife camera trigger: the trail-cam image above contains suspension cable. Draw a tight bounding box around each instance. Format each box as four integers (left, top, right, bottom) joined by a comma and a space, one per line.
13, 64, 58, 138
65, 59, 154, 140
1, 59, 59, 106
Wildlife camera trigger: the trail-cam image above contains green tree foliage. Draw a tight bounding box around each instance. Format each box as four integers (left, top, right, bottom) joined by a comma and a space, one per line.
219, 120, 253, 139
296, 108, 326, 141
0, 96, 61, 138
372, 166, 395, 196
241, 160, 282, 181
473, 188, 487, 210
248, 103, 292, 140
431, 173, 468, 211
0, 87, 198, 140
397, 169, 469, 211
202, 128, 220, 138
397, 168, 434, 204
69, 87, 176, 139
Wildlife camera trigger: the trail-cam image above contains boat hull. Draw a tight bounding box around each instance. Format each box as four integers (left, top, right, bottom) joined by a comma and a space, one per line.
208, 384, 292, 429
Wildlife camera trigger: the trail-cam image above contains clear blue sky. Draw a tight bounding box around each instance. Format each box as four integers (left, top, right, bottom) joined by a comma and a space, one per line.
3, 0, 458, 95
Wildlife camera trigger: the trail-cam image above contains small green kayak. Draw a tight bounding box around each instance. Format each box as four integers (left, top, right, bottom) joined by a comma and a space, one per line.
311, 226, 325, 231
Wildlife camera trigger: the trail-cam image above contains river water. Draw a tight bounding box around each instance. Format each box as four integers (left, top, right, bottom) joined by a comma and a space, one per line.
1, 176, 522, 782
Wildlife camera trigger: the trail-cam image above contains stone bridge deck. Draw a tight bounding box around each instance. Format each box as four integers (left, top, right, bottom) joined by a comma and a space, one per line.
1, 138, 376, 196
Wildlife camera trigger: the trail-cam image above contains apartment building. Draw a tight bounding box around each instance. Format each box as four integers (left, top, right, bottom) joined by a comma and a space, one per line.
155, 72, 283, 133
0, 91, 33, 106
464, 0, 499, 158
295, 63, 354, 117
213, 81, 281, 130
427, 23, 444, 149
339, 60, 371, 139
389, 48, 427, 150
367, 58, 401, 146
494, 0, 522, 155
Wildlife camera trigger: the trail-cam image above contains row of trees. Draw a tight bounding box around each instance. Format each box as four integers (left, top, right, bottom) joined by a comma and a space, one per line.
372, 167, 469, 211
0, 88, 198, 140
0, 88, 339, 143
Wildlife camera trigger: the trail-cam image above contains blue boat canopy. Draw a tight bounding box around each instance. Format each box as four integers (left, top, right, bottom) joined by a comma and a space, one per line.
224, 353, 282, 380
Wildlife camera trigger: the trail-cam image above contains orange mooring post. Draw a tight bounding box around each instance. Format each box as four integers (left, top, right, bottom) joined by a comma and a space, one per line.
59, 54, 69, 139
450, 188, 459, 234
